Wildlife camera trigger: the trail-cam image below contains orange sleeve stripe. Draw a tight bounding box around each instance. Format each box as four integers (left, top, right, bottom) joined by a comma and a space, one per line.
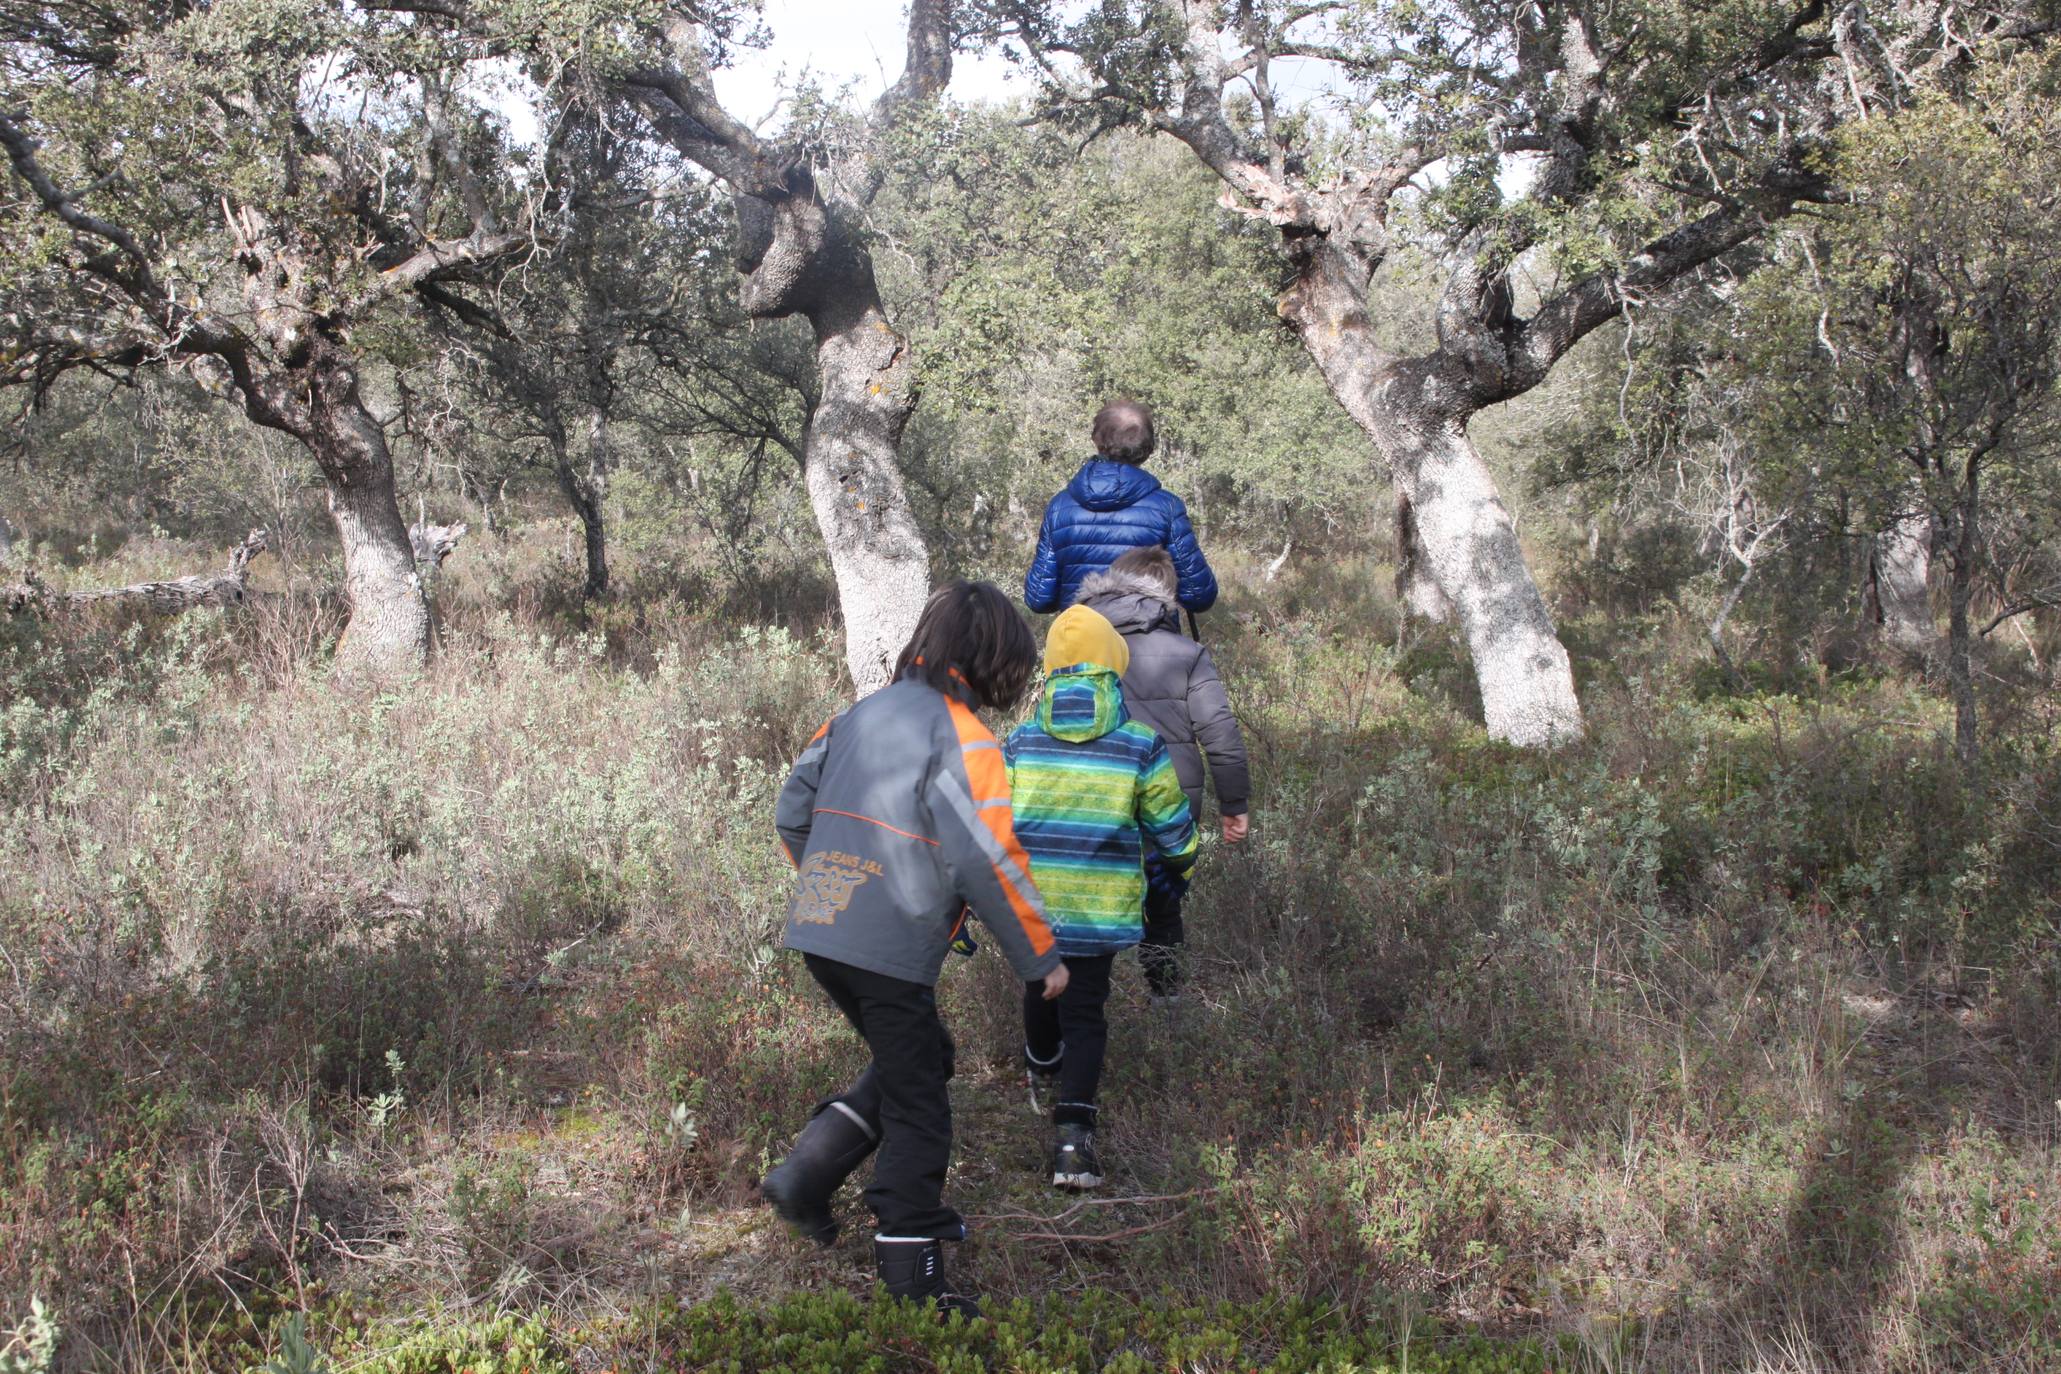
946, 700, 1055, 957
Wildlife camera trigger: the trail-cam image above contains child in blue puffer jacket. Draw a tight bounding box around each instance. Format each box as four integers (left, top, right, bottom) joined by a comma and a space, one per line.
1023, 399, 1218, 614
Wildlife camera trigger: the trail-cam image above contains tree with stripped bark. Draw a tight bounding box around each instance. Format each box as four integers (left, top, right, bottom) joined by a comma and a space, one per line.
591, 1, 958, 692
972, 0, 1996, 745
0, 3, 537, 675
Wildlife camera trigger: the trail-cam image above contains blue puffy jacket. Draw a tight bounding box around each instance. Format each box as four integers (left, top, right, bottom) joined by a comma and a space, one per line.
1023, 458, 1218, 613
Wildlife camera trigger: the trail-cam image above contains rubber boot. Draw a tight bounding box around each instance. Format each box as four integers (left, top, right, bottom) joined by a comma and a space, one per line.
759, 1100, 876, 1245
1051, 1121, 1104, 1190
874, 1236, 981, 1319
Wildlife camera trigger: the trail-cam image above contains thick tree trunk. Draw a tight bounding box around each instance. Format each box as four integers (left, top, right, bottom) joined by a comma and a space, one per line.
803, 302, 932, 694
1394, 490, 1456, 621
307, 360, 429, 679
1279, 244, 1582, 744
1867, 506, 1939, 659
551, 412, 610, 599
618, 19, 942, 697
730, 189, 930, 695
1384, 410, 1584, 746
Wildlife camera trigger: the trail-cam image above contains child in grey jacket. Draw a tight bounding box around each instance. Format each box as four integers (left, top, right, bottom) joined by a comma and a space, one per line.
1073, 546, 1250, 999
764, 581, 1067, 1317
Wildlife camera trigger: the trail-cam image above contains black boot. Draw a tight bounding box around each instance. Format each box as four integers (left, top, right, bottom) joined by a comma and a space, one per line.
874, 1236, 980, 1319
759, 1101, 877, 1245
1051, 1121, 1104, 1190
1139, 940, 1183, 1004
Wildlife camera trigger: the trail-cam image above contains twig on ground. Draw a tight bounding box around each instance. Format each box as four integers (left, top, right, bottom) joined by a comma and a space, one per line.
971, 1186, 1218, 1243
1001, 1207, 1202, 1246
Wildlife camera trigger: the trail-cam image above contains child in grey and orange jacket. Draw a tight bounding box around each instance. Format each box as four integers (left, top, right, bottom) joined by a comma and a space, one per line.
762, 580, 1067, 1319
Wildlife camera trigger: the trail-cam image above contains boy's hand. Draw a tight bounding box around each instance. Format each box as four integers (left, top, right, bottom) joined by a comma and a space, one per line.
1221, 813, 1250, 844
1039, 963, 1071, 999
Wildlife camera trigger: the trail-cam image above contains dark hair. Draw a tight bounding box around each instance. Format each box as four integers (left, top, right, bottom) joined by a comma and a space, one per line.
893, 580, 1038, 711
1091, 399, 1156, 464
1109, 544, 1178, 598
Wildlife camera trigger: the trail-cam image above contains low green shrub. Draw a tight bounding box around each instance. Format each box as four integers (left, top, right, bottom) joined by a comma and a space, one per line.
357, 1315, 571, 1374
622, 1288, 1564, 1374
1209, 1096, 1557, 1316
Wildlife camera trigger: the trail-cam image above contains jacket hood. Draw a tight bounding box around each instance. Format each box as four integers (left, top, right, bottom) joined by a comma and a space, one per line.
1037, 666, 1127, 743
1067, 458, 1163, 513
1043, 604, 1130, 676
1074, 567, 1181, 635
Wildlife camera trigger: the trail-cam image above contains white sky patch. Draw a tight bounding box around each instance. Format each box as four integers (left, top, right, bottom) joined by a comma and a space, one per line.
470, 1, 1541, 205
710, 0, 1028, 123
703, 1, 1359, 127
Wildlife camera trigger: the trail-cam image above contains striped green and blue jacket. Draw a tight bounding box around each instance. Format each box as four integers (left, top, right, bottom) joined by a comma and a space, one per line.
1005, 665, 1198, 956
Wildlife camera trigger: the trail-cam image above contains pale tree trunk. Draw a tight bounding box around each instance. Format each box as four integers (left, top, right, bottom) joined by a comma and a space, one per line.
1394, 491, 1455, 621
617, 4, 948, 697
1281, 243, 1583, 745
1867, 505, 1939, 659
303, 351, 429, 679
802, 301, 932, 693
583, 409, 610, 597
731, 192, 931, 695
1384, 408, 1584, 746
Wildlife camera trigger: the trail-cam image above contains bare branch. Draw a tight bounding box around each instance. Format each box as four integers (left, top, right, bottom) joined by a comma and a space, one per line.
0, 110, 274, 411
1503, 163, 1837, 401
375, 231, 533, 293
0, 110, 159, 295
1980, 591, 2061, 637
615, 10, 772, 192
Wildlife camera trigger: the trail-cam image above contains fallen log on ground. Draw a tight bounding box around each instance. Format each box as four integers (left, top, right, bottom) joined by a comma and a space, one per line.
3, 529, 270, 616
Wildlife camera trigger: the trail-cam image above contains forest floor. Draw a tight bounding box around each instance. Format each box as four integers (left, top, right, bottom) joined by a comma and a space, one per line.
4, 538, 2058, 1372
128, 944, 2045, 1373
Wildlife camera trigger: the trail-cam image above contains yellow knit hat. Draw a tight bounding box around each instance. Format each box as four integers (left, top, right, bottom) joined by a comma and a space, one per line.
1043, 604, 1130, 676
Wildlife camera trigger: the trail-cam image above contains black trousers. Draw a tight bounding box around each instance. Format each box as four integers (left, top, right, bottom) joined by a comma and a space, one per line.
1140, 857, 1187, 997
1022, 953, 1116, 1127
804, 953, 962, 1239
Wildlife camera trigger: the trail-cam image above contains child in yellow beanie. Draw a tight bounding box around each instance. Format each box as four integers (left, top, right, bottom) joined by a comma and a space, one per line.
1006, 604, 1197, 1189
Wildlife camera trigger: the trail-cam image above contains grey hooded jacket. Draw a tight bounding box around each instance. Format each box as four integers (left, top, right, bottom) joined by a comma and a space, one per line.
1074, 568, 1250, 818
776, 675, 1063, 987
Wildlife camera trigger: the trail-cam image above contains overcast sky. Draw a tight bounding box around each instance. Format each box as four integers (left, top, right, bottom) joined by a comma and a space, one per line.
702, 0, 1348, 127
709, 0, 1027, 124
476, 2, 1383, 178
